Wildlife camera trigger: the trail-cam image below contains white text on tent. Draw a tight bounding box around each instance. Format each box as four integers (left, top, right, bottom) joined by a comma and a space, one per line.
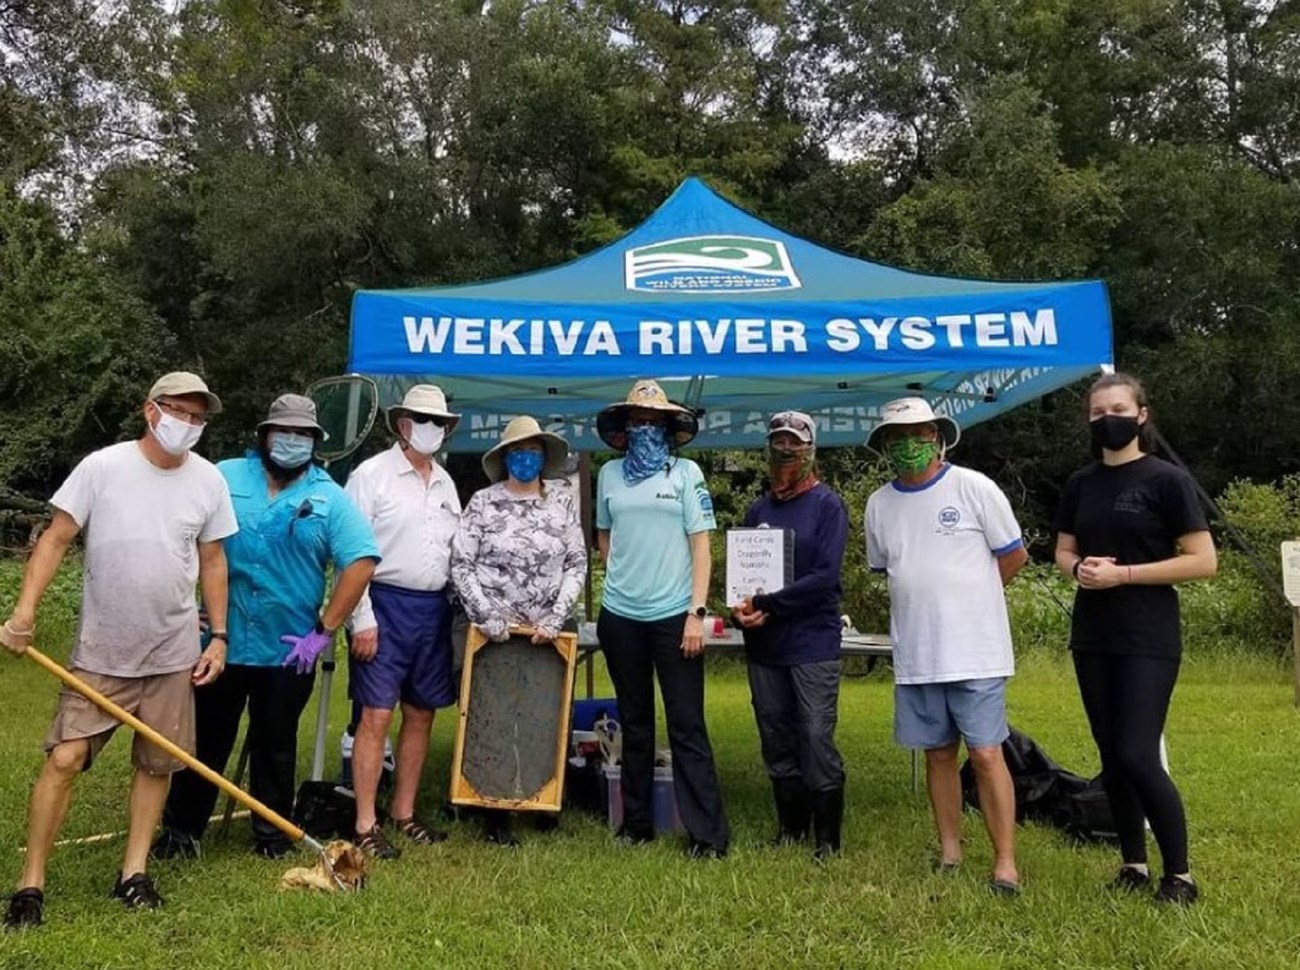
824, 310, 1057, 352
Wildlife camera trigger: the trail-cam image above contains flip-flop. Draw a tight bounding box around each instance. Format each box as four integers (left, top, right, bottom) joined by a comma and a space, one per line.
932, 858, 962, 874
989, 877, 1022, 897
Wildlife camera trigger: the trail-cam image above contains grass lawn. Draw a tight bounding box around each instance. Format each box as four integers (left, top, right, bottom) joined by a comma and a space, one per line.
1, 626, 1298, 969
1, 560, 1298, 967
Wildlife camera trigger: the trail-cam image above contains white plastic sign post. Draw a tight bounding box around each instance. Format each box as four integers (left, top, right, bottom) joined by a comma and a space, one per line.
1284, 542, 1300, 707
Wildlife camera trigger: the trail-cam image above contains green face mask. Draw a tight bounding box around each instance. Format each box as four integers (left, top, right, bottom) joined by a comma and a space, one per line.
886, 437, 939, 477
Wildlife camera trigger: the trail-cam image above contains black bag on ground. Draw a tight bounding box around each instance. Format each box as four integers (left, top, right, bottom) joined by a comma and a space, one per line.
959, 726, 1118, 844
293, 780, 357, 839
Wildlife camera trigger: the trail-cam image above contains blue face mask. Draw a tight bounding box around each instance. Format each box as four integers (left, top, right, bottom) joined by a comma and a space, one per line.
622, 423, 670, 484
269, 432, 314, 469
505, 449, 544, 483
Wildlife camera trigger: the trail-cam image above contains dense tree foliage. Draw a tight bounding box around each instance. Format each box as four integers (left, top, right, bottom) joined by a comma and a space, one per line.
2, 0, 1298, 530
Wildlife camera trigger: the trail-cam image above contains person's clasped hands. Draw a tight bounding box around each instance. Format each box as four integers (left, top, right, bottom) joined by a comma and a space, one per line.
1074, 556, 1128, 590
281, 625, 334, 674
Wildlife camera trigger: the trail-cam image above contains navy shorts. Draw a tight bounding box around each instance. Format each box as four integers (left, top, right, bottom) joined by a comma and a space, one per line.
349, 582, 455, 712
893, 677, 1010, 750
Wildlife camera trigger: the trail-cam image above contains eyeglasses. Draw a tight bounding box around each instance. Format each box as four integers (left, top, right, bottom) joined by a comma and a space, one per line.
405, 414, 443, 426
154, 399, 208, 427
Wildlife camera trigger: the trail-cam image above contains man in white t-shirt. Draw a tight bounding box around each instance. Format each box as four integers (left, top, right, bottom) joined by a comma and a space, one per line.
864, 397, 1028, 896
1, 372, 237, 930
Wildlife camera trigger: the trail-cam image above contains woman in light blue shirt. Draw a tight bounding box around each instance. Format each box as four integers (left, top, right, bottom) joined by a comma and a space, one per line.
594, 380, 729, 858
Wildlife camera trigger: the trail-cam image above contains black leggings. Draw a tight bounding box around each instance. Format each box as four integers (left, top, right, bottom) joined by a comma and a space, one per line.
1072, 651, 1188, 874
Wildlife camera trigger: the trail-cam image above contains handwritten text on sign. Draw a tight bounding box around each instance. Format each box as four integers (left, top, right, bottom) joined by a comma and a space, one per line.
726, 529, 789, 606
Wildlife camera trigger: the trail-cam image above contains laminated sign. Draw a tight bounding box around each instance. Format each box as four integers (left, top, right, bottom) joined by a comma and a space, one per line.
1282, 541, 1300, 608
726, 527, 794, 606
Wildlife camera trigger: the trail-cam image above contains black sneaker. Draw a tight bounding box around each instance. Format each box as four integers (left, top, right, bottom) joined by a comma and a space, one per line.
111, 872, 164, 910
150, 828, 201, 861
4, 888, 44, 930
1154, 874, 1199, 905
614, 825, 654, 847
685, 839, 728, 860
253, 840, 293, 860
1110, 866, 1152, 892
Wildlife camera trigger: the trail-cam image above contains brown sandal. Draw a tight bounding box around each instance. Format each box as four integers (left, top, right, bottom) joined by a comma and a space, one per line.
355, 824, 401, 860
390, 815, 448, 845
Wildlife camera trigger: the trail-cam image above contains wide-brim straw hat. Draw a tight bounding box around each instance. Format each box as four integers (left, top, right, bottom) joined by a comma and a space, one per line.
481, 416, 570, 483
865, 396, 961, 452
596, 379, 699, 452
386, 383, 460, 437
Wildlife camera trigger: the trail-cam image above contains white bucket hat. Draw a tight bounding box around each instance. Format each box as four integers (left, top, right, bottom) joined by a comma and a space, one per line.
481, 416, 570, 483
386, 384, 460, 437
866, 397, 960, 452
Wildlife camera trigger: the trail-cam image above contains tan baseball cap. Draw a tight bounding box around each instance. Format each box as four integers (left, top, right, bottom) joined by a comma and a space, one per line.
148, 372, 222, 415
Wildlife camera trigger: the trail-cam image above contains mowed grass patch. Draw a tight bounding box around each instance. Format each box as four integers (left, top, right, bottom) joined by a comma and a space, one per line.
1, 562, 1299, 968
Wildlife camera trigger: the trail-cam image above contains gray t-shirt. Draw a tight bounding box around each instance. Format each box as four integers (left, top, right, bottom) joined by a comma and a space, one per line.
51, 441, 238, 677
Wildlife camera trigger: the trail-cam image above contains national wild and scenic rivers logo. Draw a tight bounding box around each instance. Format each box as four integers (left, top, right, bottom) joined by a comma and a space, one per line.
624, 235, 802, 293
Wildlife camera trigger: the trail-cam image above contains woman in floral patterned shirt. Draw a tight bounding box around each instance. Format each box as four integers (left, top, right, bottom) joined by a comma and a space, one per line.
450, 415, 587, 844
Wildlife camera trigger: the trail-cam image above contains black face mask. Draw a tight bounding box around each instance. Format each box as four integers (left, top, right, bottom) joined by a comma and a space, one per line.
1090, 414, 1141, 452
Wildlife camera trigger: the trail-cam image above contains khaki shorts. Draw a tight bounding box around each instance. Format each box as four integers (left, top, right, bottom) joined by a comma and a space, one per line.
43, 668, 196, 775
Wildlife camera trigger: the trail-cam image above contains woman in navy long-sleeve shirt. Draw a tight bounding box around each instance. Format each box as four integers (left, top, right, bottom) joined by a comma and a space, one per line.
732, 411, 849, 860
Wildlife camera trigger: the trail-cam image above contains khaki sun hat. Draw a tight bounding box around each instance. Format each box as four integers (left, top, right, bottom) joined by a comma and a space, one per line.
149, 371, 222, 415
596, 379, 700, 452
385, 384, 460, 437
258, 393, 328, 440
866, 397, 960, 452
481, 416, 570, 483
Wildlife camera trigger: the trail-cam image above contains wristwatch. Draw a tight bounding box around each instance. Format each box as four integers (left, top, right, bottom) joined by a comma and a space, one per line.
208, 631, 228, 642
690, 606, 708, 619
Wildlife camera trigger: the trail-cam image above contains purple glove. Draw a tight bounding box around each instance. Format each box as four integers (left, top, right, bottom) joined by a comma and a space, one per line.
280, 628, 333, 674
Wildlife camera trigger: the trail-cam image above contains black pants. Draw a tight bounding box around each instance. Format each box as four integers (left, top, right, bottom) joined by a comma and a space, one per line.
163, 664, 316, 847
747, 659, 845, 792
1072, 651, 1188, 873
598, 608, 729, 848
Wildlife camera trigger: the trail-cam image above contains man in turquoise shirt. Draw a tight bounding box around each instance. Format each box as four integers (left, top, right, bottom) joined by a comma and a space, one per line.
154, 394, 379, 859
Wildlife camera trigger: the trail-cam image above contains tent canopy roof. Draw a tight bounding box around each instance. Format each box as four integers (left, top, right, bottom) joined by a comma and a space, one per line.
349, 178, 1112, 452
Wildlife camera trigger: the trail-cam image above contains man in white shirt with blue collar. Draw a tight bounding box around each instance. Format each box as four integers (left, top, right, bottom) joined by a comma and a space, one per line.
344, 385, 462, 859
865, 397, 1028, 896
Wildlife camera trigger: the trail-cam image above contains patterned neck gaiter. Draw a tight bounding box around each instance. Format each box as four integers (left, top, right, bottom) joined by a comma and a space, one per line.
622, 424, 671, 484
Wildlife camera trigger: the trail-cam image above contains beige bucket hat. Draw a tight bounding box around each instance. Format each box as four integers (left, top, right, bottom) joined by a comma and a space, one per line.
385, 384, 460, 437
865, 397, 960, 452
481, 416, 570, 483
596, 379, 700, 452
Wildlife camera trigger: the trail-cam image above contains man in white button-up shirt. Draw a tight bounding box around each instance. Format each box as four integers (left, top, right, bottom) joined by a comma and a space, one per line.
344, 385, 462, 859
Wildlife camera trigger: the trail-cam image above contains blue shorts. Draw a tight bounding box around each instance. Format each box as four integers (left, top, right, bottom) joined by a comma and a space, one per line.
894, 678, 1009, 750
349, 582, 455, 712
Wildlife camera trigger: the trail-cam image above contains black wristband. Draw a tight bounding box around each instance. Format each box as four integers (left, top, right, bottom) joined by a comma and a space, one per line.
209, 631, 228, 641
1071, 559, 1082, 580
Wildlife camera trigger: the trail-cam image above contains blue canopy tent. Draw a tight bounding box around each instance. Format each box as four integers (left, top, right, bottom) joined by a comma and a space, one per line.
348, 177, 1112, 452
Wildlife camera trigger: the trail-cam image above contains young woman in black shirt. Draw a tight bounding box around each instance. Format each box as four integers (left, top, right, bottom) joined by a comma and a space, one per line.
1054, 373, 1217, 905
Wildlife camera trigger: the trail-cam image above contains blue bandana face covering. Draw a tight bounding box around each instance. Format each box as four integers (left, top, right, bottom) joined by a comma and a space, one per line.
505, 448, 544, 483
269, 432, 314, 469
622, 424, 670, 484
